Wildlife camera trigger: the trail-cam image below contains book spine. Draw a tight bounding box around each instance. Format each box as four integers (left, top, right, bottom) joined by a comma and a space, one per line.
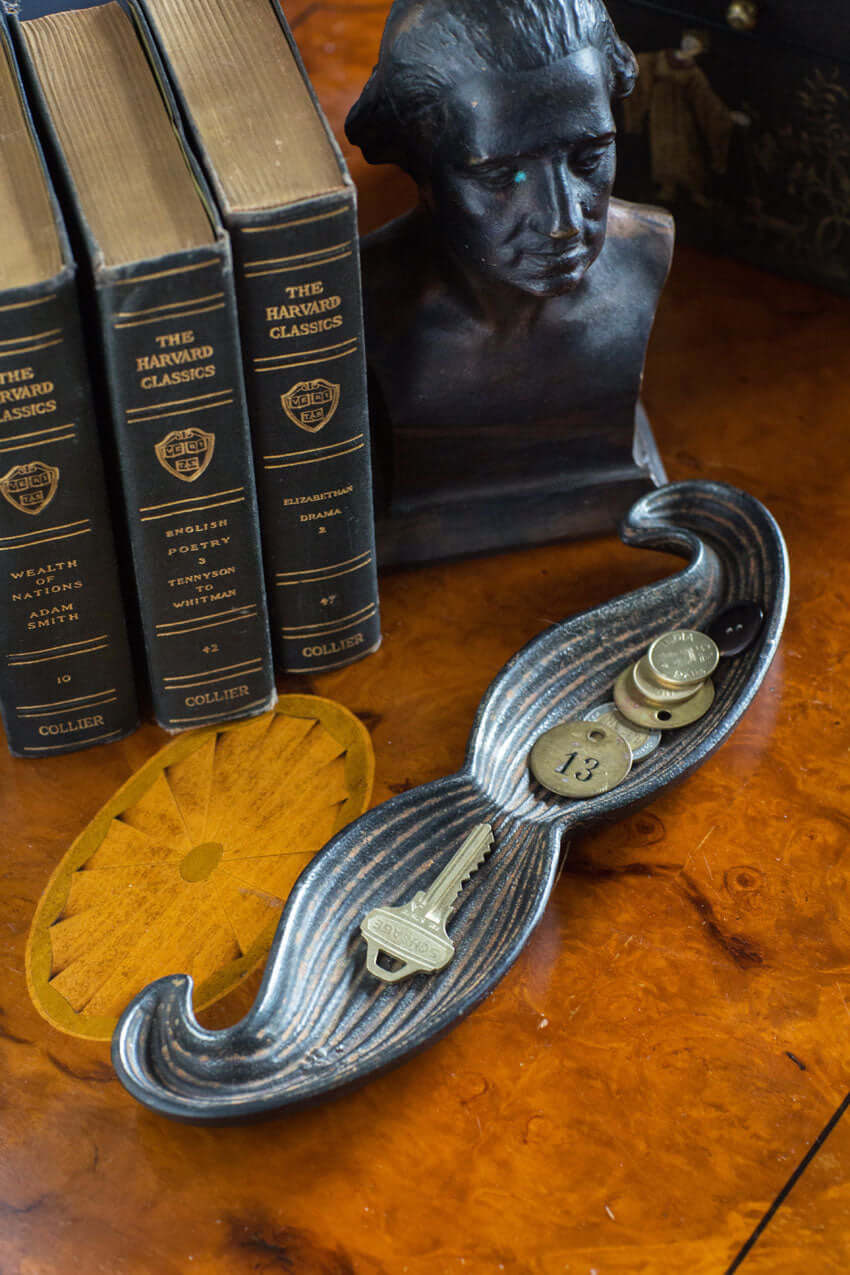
95, 248, 277, 731
229, 195, 381, 674
0, 273, 139, 757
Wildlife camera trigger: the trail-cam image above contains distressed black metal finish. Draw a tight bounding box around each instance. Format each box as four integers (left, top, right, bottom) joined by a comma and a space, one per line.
113, 481, 789, 1122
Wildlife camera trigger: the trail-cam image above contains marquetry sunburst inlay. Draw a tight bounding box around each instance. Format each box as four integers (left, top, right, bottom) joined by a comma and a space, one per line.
26, 697, 374, 1040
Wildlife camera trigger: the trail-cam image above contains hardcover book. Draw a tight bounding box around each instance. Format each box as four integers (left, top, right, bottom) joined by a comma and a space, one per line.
136, 0, 381, 675
14, 1, 277, 731
0, 9, 138, 757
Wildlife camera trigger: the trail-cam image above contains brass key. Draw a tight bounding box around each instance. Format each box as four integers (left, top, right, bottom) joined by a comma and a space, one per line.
360, 823, 494, 983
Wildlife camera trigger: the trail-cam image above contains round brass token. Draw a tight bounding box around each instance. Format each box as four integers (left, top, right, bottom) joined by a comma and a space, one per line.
647, 630, 720, 688
614, 667, 716, 730
585, 701, 661, 761
529, 720, 632, 799
631, 656, 704, 705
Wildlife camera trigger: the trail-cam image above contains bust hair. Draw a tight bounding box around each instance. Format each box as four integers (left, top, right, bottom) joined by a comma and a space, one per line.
346, 0, 637, 175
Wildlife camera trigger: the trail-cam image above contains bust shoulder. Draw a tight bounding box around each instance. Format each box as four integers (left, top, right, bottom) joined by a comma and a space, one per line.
603, 197, 675, 298
360, 207, 441, 344
361, 209, 430, 294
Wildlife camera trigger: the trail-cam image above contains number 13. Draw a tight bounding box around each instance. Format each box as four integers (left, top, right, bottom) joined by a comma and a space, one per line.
556, 752, 600, 783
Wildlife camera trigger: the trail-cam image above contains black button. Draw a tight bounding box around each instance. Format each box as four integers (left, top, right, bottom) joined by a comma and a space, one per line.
706, 603, 764, 657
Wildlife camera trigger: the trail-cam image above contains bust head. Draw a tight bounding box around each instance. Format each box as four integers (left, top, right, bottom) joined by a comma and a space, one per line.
347, 0, 637, 297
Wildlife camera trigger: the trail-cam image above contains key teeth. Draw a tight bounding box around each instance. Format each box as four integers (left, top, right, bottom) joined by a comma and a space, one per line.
442, 826, 495, 911
458, 850, 489, 891
464, 825, 495, 881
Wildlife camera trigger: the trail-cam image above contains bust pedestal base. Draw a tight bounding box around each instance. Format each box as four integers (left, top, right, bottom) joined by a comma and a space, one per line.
375, 404, 666, 567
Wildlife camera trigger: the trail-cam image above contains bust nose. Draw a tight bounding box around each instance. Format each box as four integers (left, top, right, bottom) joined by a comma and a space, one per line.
534, 157, 581, 239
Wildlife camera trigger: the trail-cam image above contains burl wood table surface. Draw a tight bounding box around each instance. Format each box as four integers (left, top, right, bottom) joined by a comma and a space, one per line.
2, 4, 850, 1273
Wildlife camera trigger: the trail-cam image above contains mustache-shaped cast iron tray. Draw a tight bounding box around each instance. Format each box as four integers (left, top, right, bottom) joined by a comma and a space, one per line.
113, 480, 789, 1122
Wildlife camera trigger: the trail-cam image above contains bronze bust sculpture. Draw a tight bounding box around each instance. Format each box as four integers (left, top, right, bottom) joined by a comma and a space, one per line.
347, 0, 674, 563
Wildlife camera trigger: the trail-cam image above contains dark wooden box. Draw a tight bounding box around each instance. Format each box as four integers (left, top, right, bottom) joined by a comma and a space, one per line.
607, 0, 850, 294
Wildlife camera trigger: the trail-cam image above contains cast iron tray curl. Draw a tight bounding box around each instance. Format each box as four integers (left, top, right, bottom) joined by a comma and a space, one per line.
113, 480, 788, 1122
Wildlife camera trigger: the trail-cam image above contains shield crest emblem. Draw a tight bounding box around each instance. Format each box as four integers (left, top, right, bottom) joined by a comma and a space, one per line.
281, 379, 340, 433
155, 428, 215, 483
0, 461, 60, 516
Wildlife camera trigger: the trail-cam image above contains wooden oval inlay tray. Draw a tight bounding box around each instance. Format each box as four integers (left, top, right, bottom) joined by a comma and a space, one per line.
27, 696, 374, 1040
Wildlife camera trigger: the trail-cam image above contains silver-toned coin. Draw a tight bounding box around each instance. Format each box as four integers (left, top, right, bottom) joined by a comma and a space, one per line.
632, 656, 703, 705
614, 667, 715, 731
647, 630, 720, 688
585, 700, 662, 761
529, 720, 632, 799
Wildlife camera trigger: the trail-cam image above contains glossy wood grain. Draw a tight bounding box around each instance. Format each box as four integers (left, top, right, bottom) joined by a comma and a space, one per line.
1, 1, 850, 1270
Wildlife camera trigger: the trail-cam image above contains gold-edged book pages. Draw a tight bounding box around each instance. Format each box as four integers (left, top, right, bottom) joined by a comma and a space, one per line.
21, 2, 213, 267
0, 32, 62, 289
140, 0, 344, 212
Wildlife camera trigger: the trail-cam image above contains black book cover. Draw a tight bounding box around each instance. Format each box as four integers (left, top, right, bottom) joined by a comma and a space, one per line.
135, 0, 381, 676
11, 3, 278, 731
0, 11, 138, 757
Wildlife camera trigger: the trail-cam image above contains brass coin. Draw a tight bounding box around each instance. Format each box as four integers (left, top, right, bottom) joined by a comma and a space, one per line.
632, 656, 704, 705
647, 630, 720, 688
614, 667, 715, 731
585, 701, 661, 761
529, 720, 632, 799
